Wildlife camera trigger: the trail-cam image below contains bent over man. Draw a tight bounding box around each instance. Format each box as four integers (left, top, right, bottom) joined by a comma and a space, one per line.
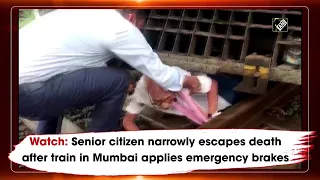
19, 9, 200, 134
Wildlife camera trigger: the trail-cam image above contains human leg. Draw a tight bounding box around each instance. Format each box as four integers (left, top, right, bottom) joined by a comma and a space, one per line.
47, 67, 130, 132
85, 69, 130, 132
19, 81, 63, 134
19, 67, 130, 134
35, 116, 63, 134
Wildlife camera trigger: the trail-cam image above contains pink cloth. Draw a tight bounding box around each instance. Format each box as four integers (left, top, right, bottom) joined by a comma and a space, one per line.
172, 89, 209, 125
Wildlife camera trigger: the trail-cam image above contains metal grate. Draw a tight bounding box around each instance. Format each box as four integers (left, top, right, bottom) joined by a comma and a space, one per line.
140, 9, 302, 66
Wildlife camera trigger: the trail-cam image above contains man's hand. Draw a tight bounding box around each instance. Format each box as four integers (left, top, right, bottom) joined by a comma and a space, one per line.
128, 13, 137, 25
123, 113, 140, 131
183, 76, 201, 94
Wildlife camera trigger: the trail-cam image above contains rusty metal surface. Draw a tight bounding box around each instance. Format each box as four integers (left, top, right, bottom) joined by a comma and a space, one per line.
199, 83, 301, 129
261, 117, 301, 131
136, 106, 197, 129
139, 9, 302, 67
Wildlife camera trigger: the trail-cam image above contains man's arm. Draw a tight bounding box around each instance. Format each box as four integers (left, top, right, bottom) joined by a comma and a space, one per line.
106, 20, 199, 92
123, 100, 145, 131
123, 113, 139, 131
196, 75, 218, 115
207, 80, 218, 115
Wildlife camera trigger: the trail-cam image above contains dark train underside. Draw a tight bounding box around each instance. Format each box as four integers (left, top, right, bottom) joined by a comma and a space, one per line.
133, 9, 302, 88
138, 9, 302, 62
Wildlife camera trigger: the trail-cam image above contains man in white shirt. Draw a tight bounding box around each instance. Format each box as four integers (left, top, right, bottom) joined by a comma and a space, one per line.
123, 68, 232, 131
19, 9, 201, 134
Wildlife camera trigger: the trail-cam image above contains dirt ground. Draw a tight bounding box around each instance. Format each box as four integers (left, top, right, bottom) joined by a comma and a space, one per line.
18, 118, 33, 141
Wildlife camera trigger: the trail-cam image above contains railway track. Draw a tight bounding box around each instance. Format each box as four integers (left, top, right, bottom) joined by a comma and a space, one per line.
19, 82, 301, 135
18, 82, 301, 170
135, 83, 301, 131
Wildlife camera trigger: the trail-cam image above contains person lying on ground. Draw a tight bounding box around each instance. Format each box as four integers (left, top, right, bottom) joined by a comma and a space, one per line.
19, 9, 201, 134
122, 68, 232, 131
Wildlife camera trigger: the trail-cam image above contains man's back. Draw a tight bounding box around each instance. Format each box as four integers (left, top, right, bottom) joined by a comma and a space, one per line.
19, 9, 130, 84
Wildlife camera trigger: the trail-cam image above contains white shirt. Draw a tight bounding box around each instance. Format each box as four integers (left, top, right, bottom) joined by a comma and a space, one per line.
126, 69, 231, 115
19, 9, 184, 91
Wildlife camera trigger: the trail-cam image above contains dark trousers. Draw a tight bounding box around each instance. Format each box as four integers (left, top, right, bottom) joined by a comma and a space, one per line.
19, 67, 130, 134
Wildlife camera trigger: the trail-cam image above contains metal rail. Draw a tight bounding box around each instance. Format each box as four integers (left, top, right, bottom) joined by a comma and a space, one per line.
19, 83, 301, 135
136, 83, 301, 130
